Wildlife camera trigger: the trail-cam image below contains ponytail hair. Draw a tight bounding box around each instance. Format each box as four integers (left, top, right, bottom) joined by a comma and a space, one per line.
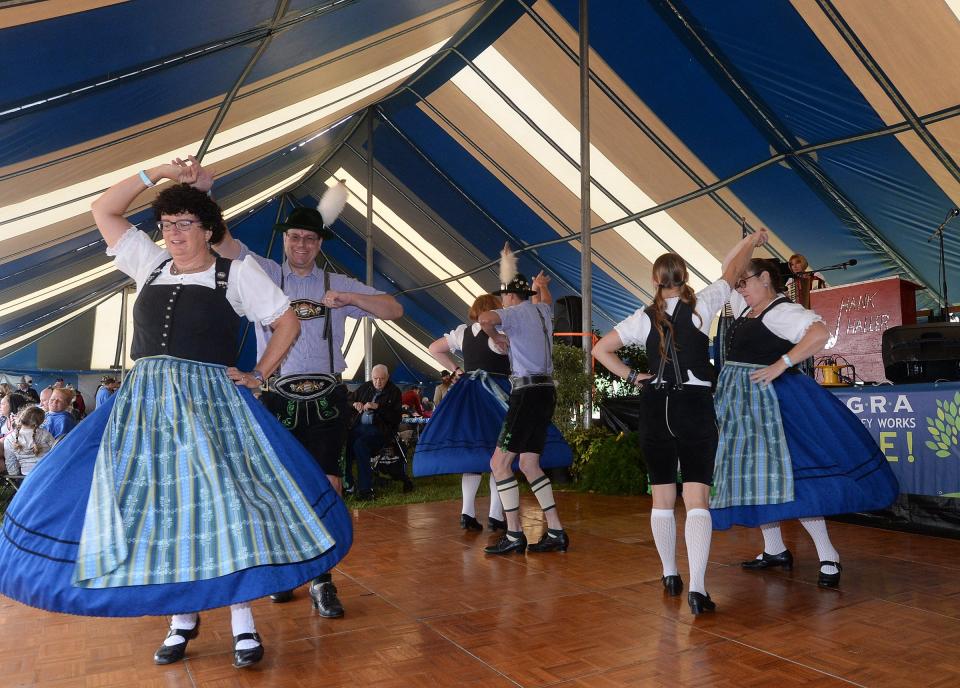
748, 257, 786, 293
650, 253, 701, 361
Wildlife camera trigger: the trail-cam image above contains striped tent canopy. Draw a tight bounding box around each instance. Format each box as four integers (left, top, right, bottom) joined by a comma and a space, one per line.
2, 0, 959, 382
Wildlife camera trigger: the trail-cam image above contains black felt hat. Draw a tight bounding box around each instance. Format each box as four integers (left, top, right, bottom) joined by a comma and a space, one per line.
273, 207, 334, 239
494, 273, 537, 298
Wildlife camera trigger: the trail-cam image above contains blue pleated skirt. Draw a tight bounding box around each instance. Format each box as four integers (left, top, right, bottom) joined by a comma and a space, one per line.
0, 356, 352, 617
413, 371, 572, 476
711, 362, 899, 530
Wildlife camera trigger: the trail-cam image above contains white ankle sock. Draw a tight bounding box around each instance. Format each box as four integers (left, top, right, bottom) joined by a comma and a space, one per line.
230, 603, 260, 650
759, 522, 787, 556
163, 613, 198, 646
684, 508, 712, 595
650, 508, 678, 577
800, 517, 840, 574
461, 473, 482, 517
488, 473, 505, 521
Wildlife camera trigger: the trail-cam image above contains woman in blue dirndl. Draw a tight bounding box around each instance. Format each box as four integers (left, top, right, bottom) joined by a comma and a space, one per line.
0, 158, 352, 668
711, 257, 898, 588
418, 293, 572, 531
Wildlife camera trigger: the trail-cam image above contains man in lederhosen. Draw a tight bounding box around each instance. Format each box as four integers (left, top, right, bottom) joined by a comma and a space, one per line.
478, 262, 569, 555
220, 191, 402, 615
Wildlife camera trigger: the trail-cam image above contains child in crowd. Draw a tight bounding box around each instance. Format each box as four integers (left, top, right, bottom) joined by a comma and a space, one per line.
4, 406, 55, 476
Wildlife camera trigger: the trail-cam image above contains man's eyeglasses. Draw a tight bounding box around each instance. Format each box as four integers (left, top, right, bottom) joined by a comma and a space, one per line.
157, 219, 203, 232
286, 232, 320, 245
734, 273, 761, 290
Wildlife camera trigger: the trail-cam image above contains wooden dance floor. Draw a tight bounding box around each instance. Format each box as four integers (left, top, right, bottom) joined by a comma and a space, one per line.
3, 492, 960, 687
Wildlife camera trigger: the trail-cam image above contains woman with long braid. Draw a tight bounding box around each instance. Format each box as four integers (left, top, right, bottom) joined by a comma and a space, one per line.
593, 231, 765, 615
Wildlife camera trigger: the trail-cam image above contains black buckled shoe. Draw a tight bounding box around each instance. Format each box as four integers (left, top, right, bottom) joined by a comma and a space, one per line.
460, 514, 483, 531
817, 560, 842, 589
269, 590, 294, 603
662, 575, 683, 596
488, 517, 507, 531
153, 616, 201, 665
527, 530, 570, 553
484, 533, 527, 555
741, 549, 794, 571
310, 580, 345, 618
233, 632, 264, 669
687, 591, 716, 616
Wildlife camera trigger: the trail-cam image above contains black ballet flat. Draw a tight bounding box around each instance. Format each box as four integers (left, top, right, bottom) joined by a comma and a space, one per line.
687, 591, 716, 616
233, 632, 264, 669
817, 560, 842, 589
460, 514, 483, 531
661, 575, 683, 596
741, 549, 794, 571
153, 616, 201, 665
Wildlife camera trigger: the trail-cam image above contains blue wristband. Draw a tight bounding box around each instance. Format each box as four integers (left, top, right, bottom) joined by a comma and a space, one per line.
138, 170, 155, 187
781, 354, 793, 367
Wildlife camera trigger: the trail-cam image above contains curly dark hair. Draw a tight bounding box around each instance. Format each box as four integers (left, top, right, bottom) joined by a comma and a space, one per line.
152, 183, 226, 243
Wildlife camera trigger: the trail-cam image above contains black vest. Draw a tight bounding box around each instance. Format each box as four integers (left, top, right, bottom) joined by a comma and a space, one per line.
462, 326, 510, 376
131, 256, 240, 366
726, 297, 794, 365
644, 300, 713, 385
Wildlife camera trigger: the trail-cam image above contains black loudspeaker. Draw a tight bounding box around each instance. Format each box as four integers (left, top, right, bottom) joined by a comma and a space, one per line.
882, 323, 960, 383
553, 296, 583, 347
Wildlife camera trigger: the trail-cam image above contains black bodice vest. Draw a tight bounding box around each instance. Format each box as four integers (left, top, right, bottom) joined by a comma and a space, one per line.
131, 256, 240, 366
644, 300, 714, 385
726, 297, 794, 365
462, 326, 511, 376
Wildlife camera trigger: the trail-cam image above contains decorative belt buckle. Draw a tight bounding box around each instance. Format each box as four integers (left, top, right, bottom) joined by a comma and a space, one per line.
272, 373, 339, 401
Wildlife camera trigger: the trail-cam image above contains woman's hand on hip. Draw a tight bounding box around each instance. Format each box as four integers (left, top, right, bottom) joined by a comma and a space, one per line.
749, 359, 788, 387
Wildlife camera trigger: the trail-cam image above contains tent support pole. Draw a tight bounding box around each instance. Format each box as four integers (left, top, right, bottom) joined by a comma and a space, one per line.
364, 108, 376, 381
578, 0, 593, 429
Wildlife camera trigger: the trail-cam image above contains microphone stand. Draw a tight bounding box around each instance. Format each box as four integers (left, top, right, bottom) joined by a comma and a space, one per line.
927, 208, 958, 322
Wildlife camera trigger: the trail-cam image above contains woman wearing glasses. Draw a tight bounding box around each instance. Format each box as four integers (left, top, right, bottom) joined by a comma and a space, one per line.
711, 255, 897, 589
0, 158, 352, 669
591, 231, 766, 616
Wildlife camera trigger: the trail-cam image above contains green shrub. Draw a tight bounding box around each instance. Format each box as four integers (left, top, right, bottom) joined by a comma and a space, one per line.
576, 431, 647, 495
552, 342, 592, 433
565, 425, 614, 480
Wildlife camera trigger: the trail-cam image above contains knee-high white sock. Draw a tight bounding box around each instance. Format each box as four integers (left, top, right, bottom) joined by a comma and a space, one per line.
163, 613, 198, 646
461, 473, 482, 517
684, 508, 712, 595
650, 508, 678, 577
231, 603, 260, 650
529, 475, 556, 514
800, 517, 840, 574
760, 521, 787, 556
496, 477, 520, 513
488, 473, 504, 521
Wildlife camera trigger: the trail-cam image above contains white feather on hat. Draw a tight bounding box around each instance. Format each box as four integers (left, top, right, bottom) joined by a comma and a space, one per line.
499, 242, 517, 289
318, 180, 348, 228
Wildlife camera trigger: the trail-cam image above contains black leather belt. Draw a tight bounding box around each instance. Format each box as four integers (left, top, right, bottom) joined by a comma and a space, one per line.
270, 372, 342, 401
510, 374, 554, 390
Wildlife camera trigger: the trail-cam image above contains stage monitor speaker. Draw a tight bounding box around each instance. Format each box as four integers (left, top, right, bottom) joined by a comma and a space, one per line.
553, 295, 582, 347
882, 323, 960, 383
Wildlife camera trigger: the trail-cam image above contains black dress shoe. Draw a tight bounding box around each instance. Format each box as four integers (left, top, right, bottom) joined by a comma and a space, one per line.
484, 533, 527, 555
488, 517, 507, 531
817, 560, 842, 588
662, 575, 683, 596
270, 590, 294, 603
527, 530, 569, 553
232, 632, 264, 668
741, 549, 794, 571
460, 514, 483, 531
310, 581, 345, 618
153, 616, 201, 665
687, 591, 716, 616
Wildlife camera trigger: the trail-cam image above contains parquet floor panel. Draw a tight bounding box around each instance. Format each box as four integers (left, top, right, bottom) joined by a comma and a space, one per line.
3, 493, 959, 687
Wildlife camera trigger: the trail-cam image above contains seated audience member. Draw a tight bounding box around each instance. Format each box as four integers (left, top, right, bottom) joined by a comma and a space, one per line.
4, 406, 55, 476
346, 364, 403, 500
42, 388, 78, 440
401, 384, 425, 416
433, 371, 453, 406
95, 376, 120, 408
1, 393, 31, 441
18, 376, 40, 404
71, 386, 87, 420
39, 386, 53, 411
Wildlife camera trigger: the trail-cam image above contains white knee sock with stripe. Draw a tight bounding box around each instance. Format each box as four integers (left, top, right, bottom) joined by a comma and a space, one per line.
800, 517, 840, 574
529, 474, 556, 514
684, 508, 712, 595
496, 476, 520, 513
231, 602, 260, 650
759, 521, 787, 556
650, 508, 678, 577
163, 613, 198, 646
461, 473, 482, 517
488, 473, 505, 521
